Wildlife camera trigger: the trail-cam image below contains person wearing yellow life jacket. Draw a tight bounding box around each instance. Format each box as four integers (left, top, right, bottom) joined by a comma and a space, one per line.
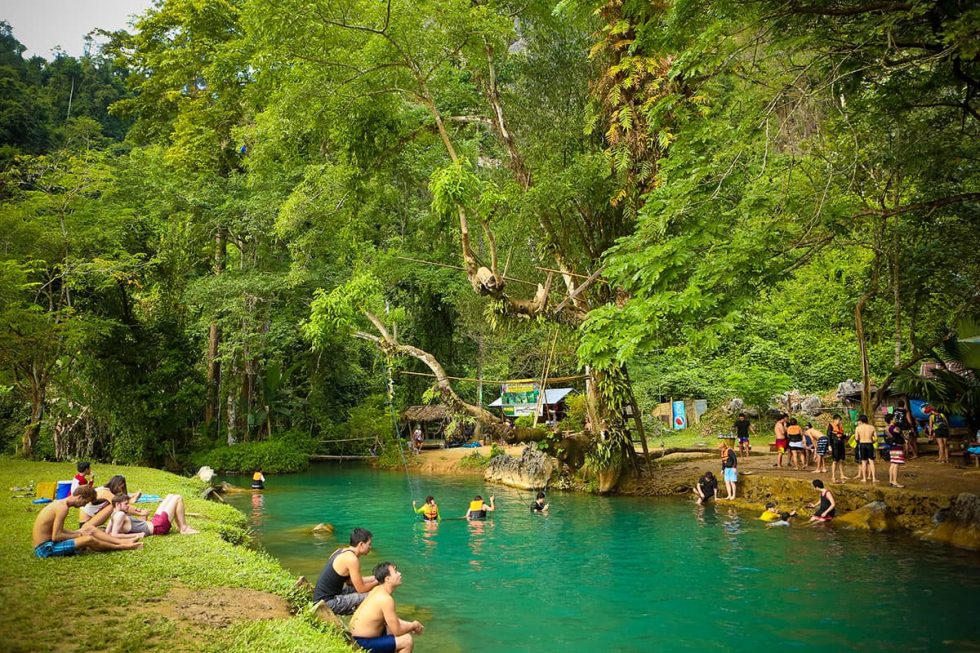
465, 495, 495, 520
251, 469, 265, 490
412, 496, 441, 521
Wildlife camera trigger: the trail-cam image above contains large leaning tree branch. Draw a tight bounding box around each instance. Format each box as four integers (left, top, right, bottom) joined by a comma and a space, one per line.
354, 310, 554, 442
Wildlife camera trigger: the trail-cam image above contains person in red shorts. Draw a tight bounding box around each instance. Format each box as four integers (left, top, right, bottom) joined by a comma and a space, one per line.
149, 493, 199, 535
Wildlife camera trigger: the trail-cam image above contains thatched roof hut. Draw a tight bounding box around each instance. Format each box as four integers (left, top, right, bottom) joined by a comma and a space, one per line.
401, 404, 451, 423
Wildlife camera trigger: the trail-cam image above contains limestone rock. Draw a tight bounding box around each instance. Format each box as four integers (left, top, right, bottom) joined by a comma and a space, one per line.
923, 493, 980, 551
197, 466, 215, 484
836, 500, 900, 531
312, 600, 347, 631
485, 446, 560, 490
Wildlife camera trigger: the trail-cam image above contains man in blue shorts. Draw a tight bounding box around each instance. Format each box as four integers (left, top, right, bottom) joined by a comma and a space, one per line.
349, 562, 424, 652
32, 485, 143, 558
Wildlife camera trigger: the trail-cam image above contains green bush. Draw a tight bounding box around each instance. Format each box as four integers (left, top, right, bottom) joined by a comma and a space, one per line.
193, 439, 310, 474
559, 394, 587, 431
458, 451, 489, 469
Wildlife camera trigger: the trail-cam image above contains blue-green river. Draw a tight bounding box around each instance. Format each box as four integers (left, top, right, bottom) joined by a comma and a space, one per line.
225, 464, 979, 652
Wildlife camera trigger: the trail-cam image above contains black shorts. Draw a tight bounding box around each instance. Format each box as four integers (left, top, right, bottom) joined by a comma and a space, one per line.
830, 441, 846, 462
858, 443, 875, 461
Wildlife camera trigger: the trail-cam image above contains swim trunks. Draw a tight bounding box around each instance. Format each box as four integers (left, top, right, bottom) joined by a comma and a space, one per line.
816, 436, 829, 456
858, 442, 875, 461
34, 539, 77, 558
889, 448, 906, 464
723, 468, 738, 483
151, 512, 172, 535
775, 440, 787, 452
352, 635, 396, 653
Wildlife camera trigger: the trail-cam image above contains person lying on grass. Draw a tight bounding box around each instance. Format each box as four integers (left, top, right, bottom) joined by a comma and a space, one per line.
106, 493, 198, 536
33, 485, 144, 558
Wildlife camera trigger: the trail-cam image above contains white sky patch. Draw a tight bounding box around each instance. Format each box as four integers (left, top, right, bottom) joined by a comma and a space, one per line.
1, 0, 155, 59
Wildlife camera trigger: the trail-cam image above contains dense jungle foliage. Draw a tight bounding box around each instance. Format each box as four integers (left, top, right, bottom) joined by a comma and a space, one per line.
0, 1, 977, 470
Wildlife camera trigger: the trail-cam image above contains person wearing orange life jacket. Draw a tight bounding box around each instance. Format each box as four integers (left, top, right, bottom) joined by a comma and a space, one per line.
464, 495, 495, 520
786, 418, 806, 470
412, 496, 441, 521
251, 469, 265, 490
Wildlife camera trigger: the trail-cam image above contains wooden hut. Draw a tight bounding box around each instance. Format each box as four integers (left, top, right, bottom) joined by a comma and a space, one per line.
400, 404, 450, 449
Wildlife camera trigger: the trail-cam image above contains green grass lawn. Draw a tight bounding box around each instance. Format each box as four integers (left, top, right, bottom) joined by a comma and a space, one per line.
0, 458, 353, 653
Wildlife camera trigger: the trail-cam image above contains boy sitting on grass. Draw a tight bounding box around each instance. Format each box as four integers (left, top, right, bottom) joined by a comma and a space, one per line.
33, 485, 144, 558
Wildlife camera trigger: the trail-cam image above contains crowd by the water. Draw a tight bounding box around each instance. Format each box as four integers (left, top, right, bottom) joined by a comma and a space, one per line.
694, 403, 960, 525
29, 400, 966, 653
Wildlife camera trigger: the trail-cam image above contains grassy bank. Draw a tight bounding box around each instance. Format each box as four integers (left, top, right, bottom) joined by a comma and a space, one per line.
0, 458, 353, 653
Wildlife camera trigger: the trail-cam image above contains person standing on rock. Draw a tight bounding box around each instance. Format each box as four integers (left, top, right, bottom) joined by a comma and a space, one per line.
774, 414, 789, 468
734, 413, 754, 458
855, 414, 878, 483
892, 399, 918, 459
828, 414, 850, 483
886, 414, 906, 487
720, 443, 738, 500
926, 405, 951, 464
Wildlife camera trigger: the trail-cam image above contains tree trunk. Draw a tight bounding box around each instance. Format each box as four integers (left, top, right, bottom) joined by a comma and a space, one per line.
856, 288, 873, 417
21, 385, 45, 457
205, 229, 226, 429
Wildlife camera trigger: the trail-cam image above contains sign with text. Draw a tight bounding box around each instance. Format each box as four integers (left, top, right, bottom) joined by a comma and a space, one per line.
501, 382, 540, 417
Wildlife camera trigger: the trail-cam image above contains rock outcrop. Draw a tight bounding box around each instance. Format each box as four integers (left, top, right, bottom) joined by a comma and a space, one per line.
923, 493, 980, 550
836, 500, 901, 531
485, 446, 563, 490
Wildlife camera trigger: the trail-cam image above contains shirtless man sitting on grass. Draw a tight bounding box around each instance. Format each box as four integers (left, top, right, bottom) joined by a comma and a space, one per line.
349, 562, 424, 653
32, 485, 144, 558
106, 493, 198, 537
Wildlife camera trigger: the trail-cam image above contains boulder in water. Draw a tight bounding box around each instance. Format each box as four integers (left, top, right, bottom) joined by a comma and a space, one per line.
836, 500, 900, 531
922, 493, 980, 551
312, 522, 335, 535
197, 466, 215, 484
485, 446, 560, 490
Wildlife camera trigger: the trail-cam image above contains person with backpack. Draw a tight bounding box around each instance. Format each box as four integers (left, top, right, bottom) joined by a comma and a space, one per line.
926, 406, 951, 464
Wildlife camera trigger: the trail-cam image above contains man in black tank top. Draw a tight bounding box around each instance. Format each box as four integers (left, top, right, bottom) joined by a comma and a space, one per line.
313, 527, 379, 614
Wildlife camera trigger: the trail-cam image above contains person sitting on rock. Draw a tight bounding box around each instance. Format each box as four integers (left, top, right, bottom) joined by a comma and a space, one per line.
349, 562, 423, 653
313, 527, 379, 614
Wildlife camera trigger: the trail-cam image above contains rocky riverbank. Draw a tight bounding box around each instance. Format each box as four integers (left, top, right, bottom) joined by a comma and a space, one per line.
411, 445, 980, 551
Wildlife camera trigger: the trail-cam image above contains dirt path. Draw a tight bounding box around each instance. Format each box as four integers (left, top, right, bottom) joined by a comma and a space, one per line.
412, 444, 525, 474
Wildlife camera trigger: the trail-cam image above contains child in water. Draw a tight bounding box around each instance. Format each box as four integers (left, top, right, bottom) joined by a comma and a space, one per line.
251, 469, 265, 490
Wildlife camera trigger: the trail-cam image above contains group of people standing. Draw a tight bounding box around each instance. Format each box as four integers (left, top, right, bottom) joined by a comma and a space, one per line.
695, 403, 956, 519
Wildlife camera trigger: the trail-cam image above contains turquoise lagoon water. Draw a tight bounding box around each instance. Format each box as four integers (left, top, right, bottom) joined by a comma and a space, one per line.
225, 464, 980, 652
